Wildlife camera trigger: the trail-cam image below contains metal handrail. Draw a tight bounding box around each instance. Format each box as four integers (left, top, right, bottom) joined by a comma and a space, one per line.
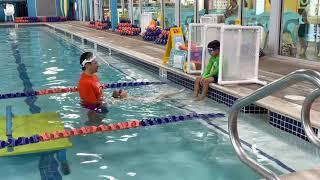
301, 89, 320, 148
229, 69, 320, 180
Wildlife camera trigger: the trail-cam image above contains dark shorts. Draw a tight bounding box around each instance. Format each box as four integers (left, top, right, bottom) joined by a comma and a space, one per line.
201, 75, 218, 83
81, 103, 109, 114
298, 24, 309, 38
213, 75, 218, 83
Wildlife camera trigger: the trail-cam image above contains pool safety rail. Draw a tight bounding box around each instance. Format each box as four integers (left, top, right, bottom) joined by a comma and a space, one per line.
0, 81, 165, 100
229, 69, 320, 180
0, 112, 225, 150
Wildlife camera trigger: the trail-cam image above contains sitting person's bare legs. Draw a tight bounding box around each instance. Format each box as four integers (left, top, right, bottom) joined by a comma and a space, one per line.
193, 76, 202, 98
195, 77, 214, 101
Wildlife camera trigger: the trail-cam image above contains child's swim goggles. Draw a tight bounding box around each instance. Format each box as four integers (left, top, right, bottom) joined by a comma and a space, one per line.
207, 48, 219, 54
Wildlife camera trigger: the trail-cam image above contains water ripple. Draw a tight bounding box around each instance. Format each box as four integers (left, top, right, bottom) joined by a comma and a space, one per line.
99, 175, 118, 180
127, 172, 136, 176
76, 153, 103, 159
99, 166, 108, 170
42, 67, 64, 75
81, 160, 99, 164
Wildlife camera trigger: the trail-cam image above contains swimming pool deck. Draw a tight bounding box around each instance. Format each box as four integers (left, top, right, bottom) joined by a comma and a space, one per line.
2, 21, 320, 179
2, 22, 320, 125
40, 21, 320, 127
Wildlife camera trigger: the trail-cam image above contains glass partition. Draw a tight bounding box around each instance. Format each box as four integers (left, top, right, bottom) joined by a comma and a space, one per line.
201, 0, 241, 24
164, 0, 176, 28
141, 0, 161, 25
280, 0, 320, 61
181, 0, 195, 40
103, 0, 110, 20
118, 0, 129, 21
242, 0, 271, 52
132, 0, 140, 25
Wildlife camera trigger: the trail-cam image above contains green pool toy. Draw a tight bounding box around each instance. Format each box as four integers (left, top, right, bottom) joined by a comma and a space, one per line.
0, 112, 72, 157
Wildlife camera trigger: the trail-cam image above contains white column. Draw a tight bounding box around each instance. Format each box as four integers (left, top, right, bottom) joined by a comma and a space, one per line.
198, 0, 204, 10
160, 0, 165, 28
90, 0, 94, 21
83, 0, 86, 21
78, 0, 81, 21
194, 0, 199, 23
267, 0, 282, 56
94, 0, 99, 21
99, 0, 103, 21
121, 0, 125, 15
129, 0, 134, 23
139, 0, 142, 15
175, 0, 180, 27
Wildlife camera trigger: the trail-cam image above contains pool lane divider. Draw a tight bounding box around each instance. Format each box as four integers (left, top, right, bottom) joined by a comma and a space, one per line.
0, 113, 225, 149
0, 81, 166, 100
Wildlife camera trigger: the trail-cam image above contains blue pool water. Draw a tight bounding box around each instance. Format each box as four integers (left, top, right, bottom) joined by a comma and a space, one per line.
0, 26, 286, 180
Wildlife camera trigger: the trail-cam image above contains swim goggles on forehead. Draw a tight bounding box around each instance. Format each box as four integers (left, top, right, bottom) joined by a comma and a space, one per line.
81, 56, 96, 67
208, 48, 219, 53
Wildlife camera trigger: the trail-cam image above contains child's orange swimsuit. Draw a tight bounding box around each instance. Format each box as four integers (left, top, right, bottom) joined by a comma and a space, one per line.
78, 73, 103, 110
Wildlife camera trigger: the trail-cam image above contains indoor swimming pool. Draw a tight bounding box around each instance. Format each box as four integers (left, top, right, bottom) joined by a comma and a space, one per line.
0, 26, 319, 180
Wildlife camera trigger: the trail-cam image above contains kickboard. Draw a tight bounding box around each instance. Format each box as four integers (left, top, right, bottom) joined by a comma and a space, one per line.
0, 112, 72, 157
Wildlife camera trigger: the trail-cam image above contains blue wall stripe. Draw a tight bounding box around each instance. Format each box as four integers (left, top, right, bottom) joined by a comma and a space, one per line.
56, 0, 64, 16
27, 0, 37, 17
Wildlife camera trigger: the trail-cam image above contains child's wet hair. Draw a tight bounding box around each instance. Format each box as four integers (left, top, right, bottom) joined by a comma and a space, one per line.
207, 40, 220, 50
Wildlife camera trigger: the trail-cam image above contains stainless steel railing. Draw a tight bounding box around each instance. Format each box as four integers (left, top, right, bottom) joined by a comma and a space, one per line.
228, 69, 320, 180
301, 89, 320, 148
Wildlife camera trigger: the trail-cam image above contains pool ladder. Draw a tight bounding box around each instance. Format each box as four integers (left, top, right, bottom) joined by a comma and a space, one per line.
228, 69, 320, 180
